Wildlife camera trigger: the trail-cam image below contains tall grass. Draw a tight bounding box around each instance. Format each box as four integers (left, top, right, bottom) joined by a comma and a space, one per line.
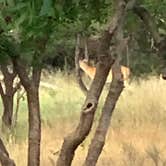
1, 72, 166, 166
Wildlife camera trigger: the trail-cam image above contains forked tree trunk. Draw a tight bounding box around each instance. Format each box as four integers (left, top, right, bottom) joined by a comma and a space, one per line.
57, 1, 133, 165
57, 56, 114, 166
0, 65, 18, 130
84, 1, 133, 164
84, 64, 124, 166
27, 86, 41, 166
57, 26, 117, 166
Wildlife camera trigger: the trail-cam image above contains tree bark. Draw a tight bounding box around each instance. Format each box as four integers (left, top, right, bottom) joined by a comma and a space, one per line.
57, 56, 114, 166
12, 58, 41, 166
83, 0, 133, 164
84, 63, 124, 166
0, 138, 16, 166
27, 86, 41, 166
2, 95, 14, 129
0, 65, 18, 130
57, 6, 123, 164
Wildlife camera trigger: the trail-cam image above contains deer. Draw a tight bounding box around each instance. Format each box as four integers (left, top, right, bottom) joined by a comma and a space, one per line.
79, 59, 131, 85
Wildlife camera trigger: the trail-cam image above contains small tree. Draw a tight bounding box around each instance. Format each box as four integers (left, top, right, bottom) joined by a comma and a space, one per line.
0, 35, 21, 130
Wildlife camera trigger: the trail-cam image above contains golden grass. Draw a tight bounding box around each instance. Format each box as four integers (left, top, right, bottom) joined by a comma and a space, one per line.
3, 73, 166, 166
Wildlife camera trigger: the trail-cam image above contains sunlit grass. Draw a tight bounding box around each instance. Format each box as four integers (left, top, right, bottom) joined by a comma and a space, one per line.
1, 72, 166, 166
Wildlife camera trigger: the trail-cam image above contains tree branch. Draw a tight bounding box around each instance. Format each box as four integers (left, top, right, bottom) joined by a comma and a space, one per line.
75, 34, 88, 95
12, 58, 31, 90
133, 5, 162, 44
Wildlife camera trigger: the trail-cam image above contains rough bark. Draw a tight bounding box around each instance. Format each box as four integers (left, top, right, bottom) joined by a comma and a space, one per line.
27, 86, 41, 166
0, 138, 16, 166
57, 29, 117, 166
84, 63, 124, 166
83, 0, 133, 165
12, 58, 41, 166
2, 95, 14, 129
57, 56, 114, 166
56, 2, 128, 164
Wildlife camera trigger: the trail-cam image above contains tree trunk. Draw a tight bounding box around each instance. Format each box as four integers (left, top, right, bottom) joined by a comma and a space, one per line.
84, 65, 124, 166
57, 1, 129, 163
57, 55, 114, 166
2, 95, 14, 130
27, 86, 41, 166
0, 64, 18, 130
12, 57, 42, 166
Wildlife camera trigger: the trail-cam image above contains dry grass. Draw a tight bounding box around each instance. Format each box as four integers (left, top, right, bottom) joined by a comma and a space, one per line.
2, 73, 166, 166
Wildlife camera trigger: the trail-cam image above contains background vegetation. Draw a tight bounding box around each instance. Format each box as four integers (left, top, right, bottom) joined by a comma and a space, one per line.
0, 0, 166, 165
1, 73, 166, 166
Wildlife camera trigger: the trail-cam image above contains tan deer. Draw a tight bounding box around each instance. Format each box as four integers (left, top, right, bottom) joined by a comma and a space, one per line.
79, 59, 130, 84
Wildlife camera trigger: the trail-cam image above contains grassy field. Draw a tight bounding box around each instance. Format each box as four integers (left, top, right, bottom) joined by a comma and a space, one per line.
1, 72, 166, 166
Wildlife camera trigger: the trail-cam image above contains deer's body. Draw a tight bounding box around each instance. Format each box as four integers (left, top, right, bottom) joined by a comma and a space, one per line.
79, 60, 130, 83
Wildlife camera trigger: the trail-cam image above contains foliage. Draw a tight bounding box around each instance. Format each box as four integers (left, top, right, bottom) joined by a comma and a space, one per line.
0, 0, 166, 73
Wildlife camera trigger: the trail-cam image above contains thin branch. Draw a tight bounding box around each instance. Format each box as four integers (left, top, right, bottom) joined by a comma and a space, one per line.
75, 34, 88, 95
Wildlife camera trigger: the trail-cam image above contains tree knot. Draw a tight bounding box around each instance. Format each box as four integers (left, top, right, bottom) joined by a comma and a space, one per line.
82, 100, 97, 114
